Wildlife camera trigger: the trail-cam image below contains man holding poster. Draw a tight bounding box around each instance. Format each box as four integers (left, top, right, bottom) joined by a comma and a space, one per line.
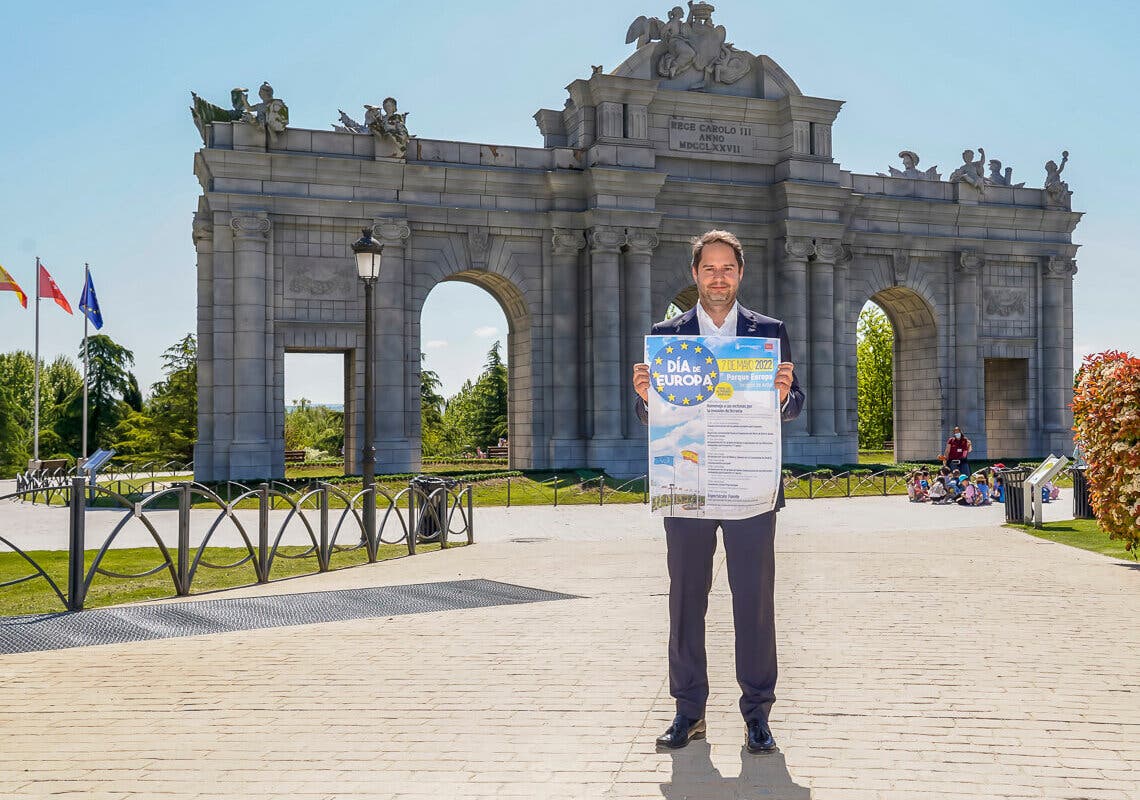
633, 230, 805, 754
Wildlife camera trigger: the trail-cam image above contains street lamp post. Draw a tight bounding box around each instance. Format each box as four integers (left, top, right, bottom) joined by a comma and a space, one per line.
352, 228, 384, 553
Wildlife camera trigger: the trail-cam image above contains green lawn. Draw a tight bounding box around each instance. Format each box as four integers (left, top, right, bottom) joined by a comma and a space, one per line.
0, 541, 466, 618
1006, 518, 1136, 561
858, 450, 895, 464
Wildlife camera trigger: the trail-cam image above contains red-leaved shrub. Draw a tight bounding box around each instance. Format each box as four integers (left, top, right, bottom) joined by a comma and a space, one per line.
1072, 350, 1140, 551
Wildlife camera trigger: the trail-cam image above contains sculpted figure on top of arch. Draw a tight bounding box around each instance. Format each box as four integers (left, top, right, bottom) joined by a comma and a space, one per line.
1044, 151, 1070, 204
949, 147, 987, 196
625, 2, 752, 88
878, 150, 941, 181
190, 81, 289, 145
334, 97, 413, 158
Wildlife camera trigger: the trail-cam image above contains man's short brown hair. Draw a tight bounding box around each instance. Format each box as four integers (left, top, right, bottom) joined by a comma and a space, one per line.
690, 229, 745, 271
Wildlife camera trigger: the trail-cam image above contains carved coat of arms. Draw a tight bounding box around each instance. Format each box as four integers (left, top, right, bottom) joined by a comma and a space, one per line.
626, 2, 751, 88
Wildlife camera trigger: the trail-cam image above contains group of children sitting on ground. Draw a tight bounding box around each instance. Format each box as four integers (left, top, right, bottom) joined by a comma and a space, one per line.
907, 465, 1062, 506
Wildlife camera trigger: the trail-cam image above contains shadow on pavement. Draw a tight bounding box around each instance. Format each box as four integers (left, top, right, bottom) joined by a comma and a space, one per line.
658, 740, 811, 799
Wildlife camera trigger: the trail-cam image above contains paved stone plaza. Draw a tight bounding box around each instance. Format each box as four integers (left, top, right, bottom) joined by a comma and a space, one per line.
1, 499, 1136, 799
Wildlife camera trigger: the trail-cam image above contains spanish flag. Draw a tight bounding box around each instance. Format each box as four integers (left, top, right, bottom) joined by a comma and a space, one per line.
0, 264, 27, 308
681, 449, 699, 464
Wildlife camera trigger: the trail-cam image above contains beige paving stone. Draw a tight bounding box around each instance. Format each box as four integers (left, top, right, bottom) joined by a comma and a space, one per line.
1, 501, 1137, 799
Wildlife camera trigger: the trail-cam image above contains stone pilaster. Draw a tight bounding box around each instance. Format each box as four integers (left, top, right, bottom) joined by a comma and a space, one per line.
779, 236, 812, 437
372, 218, 414, 473
549, 228, 586, 465
955, 251, 984, 451
624, 228, 658, 437
228, 213, 273, 478
192, 213, 215, 481
809, 239, 840, 436
1042, 256, 1075, 447
587, 226, 625, 455
831, 245, 851, 436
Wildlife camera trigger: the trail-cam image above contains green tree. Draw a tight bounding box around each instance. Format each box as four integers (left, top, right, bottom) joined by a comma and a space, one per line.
0, 384, 28, 476
420, 354, 448, 457
79, 334, 139, 450
856, 304, 894, 450
115, 334, 198, 462
471, 341, 508, 448
0, 351, 36, 458
284, 399, 344, 456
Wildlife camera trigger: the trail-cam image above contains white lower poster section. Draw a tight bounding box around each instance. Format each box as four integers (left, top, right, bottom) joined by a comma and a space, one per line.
646, 334, 782, 519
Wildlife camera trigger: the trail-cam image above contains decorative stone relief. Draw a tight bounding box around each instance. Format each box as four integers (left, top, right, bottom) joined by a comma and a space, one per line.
890, 250, 911, 285
192, 213, 213, 248
625, 2, 752, 88
190, 81, 288, 145
878, 150, 940, 181
335, 97, 413, 159
373, 219, 411, 244
958, 250, 984, 274
949, 148, 987, 197
983, 288, 1029, 319
468, 228, 491, 268
283, 258, 356, 301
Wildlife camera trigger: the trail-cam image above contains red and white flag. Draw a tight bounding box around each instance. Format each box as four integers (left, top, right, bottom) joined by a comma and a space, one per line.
38, 263, 73, 314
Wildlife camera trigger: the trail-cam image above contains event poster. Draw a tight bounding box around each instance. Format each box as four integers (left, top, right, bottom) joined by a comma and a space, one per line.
646, 335, 782, 519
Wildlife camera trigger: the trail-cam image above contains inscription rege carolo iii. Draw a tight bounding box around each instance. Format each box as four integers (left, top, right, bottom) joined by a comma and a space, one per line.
669, 117, 761, 156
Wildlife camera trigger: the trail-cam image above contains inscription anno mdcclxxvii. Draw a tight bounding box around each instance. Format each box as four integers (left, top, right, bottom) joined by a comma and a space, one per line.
669, 117, 761, 156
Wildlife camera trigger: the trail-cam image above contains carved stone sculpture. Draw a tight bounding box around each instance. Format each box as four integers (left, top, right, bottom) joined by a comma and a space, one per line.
333, 97, 413, 159
1044, 151, 1070, 203
985, 158, 1024, 188
250, 82, 288, 146
190, 82, 288, 145
949, 148, 987, 197
190, 87, 252, 142
878, 150, 940, 180
625, 2, 752, 88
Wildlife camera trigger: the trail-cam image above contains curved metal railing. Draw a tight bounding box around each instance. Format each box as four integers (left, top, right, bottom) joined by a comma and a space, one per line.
0, 477, 474, 614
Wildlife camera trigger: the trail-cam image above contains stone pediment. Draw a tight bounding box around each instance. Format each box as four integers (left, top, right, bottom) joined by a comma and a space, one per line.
614, 3, 801, 99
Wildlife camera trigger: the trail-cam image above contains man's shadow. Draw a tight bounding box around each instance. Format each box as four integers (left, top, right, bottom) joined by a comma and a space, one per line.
659, 740, 811, 800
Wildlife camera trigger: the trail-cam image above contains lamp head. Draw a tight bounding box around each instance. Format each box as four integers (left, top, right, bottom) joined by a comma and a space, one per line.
351, 227, 384, 281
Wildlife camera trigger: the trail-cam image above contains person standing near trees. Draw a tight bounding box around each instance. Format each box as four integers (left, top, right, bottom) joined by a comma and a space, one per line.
942, 425, 972, 477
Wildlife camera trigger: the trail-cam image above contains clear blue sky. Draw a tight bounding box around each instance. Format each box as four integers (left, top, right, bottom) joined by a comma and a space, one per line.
2, 1, 1136, 404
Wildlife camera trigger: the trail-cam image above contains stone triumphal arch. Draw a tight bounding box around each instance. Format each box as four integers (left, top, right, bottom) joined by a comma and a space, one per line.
191, 5, 1080, 481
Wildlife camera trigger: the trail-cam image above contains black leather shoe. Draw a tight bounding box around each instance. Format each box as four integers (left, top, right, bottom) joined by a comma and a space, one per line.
745, 719, 776, 754
655, 714, 706, 749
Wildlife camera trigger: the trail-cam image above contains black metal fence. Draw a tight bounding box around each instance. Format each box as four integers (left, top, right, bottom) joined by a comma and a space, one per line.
0, 477, 473, 613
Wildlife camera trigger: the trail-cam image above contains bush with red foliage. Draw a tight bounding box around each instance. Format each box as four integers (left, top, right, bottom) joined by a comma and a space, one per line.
1072, 350, 1140, 552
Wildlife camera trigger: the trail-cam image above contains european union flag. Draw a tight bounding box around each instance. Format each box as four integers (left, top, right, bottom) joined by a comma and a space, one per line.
654, 455, 675, 466
79, 267, 103, 330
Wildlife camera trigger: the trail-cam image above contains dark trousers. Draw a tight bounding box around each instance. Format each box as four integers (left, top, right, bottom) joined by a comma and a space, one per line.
665, 512, 777, 723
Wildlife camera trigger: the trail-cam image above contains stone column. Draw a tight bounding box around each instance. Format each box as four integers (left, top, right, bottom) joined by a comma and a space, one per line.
588, 226, 625, 449
549, 228, 586, 464
779, 237, 812, 439
1042, 257, 1074, 437
373, 219, 413, 472
955, 251, 984, 444
624, 229, 658, 437
229, 213, 272, 477
192, 212, 215, 481
809, 239, 840, 437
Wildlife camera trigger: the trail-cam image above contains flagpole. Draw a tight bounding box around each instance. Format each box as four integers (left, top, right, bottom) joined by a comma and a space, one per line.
33, 257, 41, 465
82, 263, 90, 464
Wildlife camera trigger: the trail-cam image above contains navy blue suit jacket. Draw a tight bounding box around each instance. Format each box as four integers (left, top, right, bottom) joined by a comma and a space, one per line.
635, 305, 805, 511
